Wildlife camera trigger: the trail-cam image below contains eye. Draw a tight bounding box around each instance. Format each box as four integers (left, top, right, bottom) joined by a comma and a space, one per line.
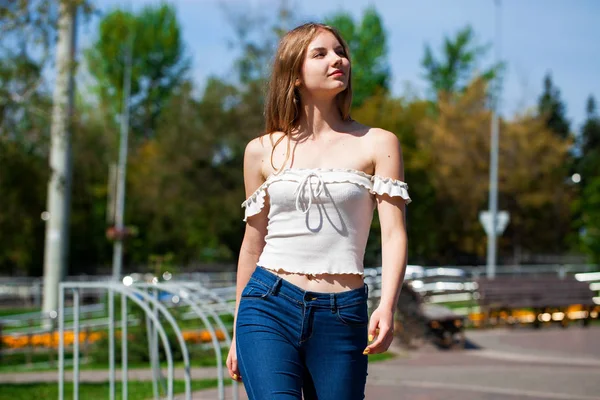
313, 52, 325, 58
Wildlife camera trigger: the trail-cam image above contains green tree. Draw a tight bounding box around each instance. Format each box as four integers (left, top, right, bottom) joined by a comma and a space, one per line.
538, 73, 571, 139
421, 25, 502, 98
0, 0, 93, 276
1, 1, 94, 138
577, 96, 600, 263
124, 78, 252, 265
581, 177, 600, 264
581, 96, 600, 152
418, 79, 573, 263
325, 6, 390, 107
85, 3, 189, 140
0, 140, 48, 275
68, 100, 115, 275
500, 111, 574, 258
578, 96, 600, 183
0, 52, 52, 174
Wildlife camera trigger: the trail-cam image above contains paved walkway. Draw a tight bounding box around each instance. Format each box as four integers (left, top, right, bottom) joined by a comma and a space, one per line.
2, 326, 600, 399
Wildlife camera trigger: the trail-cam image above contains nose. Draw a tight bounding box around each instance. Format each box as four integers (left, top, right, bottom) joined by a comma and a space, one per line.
332, 55, 342, 67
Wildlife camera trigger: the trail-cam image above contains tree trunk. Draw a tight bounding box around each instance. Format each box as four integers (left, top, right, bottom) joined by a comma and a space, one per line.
42, 0, 77, 317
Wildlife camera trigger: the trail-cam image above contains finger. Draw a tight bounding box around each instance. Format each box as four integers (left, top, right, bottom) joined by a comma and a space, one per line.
363, 321, 380, 355
229, 369, 242, 382
367, 320, 379, 343
369, 333, 393, 354
227, 358, 240, 381
365, 335, 385, 354
233, 362, 242, 382
366, 327, 391, 353
368, 327, 380, 344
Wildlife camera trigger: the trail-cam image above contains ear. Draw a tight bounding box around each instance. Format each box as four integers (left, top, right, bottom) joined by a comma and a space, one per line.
294, 79, 301, 87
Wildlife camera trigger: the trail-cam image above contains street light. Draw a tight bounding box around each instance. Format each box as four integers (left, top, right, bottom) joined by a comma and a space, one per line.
486, 0, 502, 279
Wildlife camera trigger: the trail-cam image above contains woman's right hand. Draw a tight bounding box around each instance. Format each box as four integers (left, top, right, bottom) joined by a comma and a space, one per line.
226, 337, 242, 382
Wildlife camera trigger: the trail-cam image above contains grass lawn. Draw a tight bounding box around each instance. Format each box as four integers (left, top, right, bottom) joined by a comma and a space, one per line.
368, 352, 396, 362
0, 350, 231, 373
438, 300, 479, 311
0, 379, 222, 400
0, 348, 395, 373
0, 308, 39, 318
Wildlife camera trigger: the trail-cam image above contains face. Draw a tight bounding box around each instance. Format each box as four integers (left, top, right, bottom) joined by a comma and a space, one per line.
299, 30, 350, 97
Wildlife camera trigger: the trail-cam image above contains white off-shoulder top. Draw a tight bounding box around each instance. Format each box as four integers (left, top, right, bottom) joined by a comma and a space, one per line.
241, 168, 411, 275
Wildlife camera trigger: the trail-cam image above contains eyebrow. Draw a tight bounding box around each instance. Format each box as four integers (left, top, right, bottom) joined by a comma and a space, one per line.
309, 46, 345, 53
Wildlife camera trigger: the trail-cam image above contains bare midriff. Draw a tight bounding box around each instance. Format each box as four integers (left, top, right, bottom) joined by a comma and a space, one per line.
267, 268, 365, 293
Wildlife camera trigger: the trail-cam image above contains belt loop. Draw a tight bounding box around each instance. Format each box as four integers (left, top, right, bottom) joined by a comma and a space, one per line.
270, 277, 281, 296
330, 294, 337, 314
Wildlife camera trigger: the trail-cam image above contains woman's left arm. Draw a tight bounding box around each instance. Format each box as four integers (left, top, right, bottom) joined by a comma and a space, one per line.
364, 129, 408, 355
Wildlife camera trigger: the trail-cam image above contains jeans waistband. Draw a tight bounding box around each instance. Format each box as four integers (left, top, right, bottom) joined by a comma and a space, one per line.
251, 266, 368, 308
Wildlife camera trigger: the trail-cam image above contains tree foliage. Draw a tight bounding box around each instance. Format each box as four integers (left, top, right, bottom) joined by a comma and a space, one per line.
0, 0, 93, 275
581, 177, 600, 263
577, 96, 600, 262
418, 79, 573, 262
421, 25, 502, 98
85, 3, 189, 140
538, 73, 571, 139
578, 96, 600, 182
125, 80, 246, 264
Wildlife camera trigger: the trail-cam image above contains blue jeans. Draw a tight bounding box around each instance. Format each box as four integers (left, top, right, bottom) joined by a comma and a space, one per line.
236, 266, 369, 400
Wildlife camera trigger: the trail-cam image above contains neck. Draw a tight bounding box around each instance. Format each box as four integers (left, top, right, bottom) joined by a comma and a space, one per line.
296, 94, 344, 139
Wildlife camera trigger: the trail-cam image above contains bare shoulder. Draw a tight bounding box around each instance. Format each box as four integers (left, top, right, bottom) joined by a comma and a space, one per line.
364, 127, 401, 149
363, 127, 404, 179
244, 136, 268, 183
245, 136, 266, 160
246, 132, 286, 153
245, 132, 286, 180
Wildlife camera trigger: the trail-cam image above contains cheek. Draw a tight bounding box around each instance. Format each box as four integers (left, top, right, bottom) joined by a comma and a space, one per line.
302, 62, 325, 84
343, 59, 351, 71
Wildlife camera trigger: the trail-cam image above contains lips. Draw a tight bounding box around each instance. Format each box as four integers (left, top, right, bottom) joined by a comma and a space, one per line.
329, 70, 344, 77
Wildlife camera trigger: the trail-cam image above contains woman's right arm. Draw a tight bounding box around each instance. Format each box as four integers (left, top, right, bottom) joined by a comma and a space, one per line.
227, 137, 271, 381
233, 137, 270, 336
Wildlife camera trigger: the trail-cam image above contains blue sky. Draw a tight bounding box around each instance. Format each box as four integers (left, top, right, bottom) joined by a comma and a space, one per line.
84, 0, 600, 130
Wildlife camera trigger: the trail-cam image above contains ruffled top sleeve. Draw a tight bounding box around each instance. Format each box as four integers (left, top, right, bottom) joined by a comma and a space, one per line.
241, 185, 268, 222
370, 176, 412, 204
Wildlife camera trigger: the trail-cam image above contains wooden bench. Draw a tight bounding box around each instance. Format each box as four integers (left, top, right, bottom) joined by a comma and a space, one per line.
475, 275, 597, 328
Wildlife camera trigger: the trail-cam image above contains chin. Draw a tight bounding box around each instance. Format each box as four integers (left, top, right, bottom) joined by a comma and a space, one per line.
306, 84, 347, 98
327, 81, 347, 91
332, 84, 347, 95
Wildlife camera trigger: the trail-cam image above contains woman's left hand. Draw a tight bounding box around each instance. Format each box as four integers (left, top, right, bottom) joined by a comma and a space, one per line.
364, 306, 395, 354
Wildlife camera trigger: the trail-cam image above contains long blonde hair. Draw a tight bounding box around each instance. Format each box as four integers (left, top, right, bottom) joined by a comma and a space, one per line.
263, 23, 353, 172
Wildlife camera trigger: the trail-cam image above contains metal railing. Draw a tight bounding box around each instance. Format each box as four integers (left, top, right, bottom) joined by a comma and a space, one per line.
57, 281, 240, 400
2, 264, 596, 307
365, 264, 600, 315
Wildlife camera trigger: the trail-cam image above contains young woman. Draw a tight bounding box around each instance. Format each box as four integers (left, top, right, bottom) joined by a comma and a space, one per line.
226, 22, 410, 400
